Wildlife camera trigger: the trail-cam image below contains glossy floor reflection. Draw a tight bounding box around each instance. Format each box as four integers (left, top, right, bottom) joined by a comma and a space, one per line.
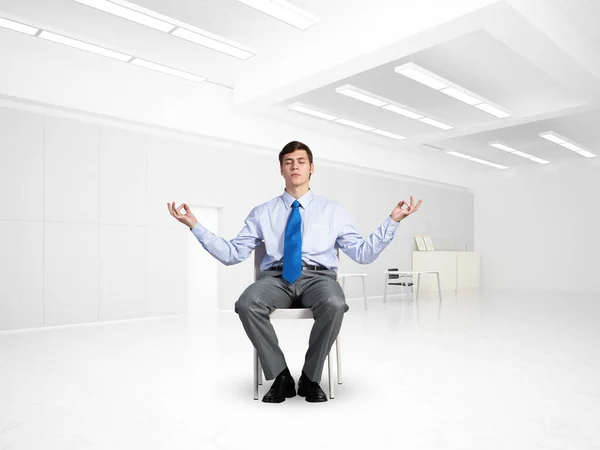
1, 290, 599, 450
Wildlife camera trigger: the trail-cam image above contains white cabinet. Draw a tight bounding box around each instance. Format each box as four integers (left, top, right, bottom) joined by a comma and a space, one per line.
412, 251, 480, 291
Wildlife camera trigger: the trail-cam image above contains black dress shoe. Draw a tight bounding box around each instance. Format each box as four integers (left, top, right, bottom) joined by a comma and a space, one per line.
297, 374, 328, 402
262, 373, 296, 403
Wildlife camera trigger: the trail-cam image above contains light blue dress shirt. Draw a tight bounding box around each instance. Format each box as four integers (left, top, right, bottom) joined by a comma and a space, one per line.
191, 189, 400, 271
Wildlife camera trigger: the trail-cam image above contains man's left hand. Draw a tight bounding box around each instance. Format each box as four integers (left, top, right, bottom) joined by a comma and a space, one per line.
391, 196, 422, 222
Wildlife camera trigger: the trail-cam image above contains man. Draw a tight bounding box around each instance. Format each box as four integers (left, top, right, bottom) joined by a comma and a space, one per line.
167, 141, 422, 403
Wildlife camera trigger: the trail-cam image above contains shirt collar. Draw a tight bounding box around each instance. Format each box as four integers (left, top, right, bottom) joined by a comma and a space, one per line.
282, 189, 314, 210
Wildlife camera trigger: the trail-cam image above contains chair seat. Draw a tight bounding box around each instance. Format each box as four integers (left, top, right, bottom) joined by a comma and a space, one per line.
270, 308, 314, 319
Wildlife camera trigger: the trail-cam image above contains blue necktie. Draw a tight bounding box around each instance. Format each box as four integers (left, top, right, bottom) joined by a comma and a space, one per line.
283, 200, 302, 283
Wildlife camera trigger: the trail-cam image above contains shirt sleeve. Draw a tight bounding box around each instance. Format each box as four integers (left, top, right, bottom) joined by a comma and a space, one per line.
190, 206, 263, 266
335, 205, 400, 264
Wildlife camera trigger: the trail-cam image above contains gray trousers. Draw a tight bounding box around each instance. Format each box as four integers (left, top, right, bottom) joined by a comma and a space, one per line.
234, 269, 348, 382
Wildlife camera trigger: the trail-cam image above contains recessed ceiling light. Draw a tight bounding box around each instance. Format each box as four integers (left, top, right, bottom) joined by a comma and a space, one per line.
170, 28, 253, 60
381, 104, 423, 120
489, 141, 549, 164
489, 142, 517, 153
539, 132, 565, 145
371, 129, 406, 140
73, 0, 175, 32
335, 85, 387, 107
446, 151, 508, 169
418, 117, 453, 130
334, 84, 452, 130
335, 118, 374, 131
439, 87, 480, 105
39, 30, 132, 61
395, 62, 510, 119
0, 17, 39, 35
2, 16, 210, 84
72, 0, 254, 59
395, 63, 448, 90
238, 0, 318, 30
288, 103, 338, 120
539, 131, 596, 158
288, 103, 408, 142
475, 103, 510, 118
130, 58, 206, 83
578, 151, 596, 158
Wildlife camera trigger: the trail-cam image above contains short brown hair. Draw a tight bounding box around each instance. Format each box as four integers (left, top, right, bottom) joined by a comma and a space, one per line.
278, 141, 313, 165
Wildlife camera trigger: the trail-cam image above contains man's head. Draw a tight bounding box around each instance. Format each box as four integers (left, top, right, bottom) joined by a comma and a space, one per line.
279, 141, 314, 189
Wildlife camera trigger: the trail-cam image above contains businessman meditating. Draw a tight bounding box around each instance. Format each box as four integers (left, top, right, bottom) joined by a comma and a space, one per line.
168, 141, 421, 403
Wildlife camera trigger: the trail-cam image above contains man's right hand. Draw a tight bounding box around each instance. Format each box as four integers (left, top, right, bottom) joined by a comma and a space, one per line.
167, 202, 198, 229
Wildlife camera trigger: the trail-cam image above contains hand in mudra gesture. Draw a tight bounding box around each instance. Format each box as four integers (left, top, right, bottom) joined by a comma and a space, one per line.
390, 196, 422, 222
167, 202, 197, 229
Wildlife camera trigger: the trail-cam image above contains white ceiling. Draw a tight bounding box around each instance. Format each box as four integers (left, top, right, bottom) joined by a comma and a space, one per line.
2, 0, 600, 173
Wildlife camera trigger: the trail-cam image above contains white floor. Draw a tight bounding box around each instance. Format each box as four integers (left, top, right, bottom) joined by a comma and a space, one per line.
1, 290, 599, 450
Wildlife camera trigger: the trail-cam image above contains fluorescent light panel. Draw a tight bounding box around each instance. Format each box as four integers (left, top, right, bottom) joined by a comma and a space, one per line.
395, 62, 510, 119
335, 84, 452, 129
382, 104, 423, 120
335, 118, 374, 131
335, 86, 387, 107
395, 64, 448, 90
371, 129, 406, 140
73, 0, 174, 32
446, 151, 508, 169
475, 103, 510, 118
0, 17, 39, 35
2, 16, 207, 83
238, 0, 318, 30
489, 141, 549, 164
288, 103, 406, 141
39, 30, 132, 61
418, 117, 453, 130
72, 0, 254, 59
539, 131, 596, 158
288, 103, 337, 120
170, 28, 253, 60
130, 58, 205, 83
440, 87, 480, 105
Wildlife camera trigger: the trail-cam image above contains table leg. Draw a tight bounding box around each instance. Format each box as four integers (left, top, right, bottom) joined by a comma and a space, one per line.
361, 276, 368, 310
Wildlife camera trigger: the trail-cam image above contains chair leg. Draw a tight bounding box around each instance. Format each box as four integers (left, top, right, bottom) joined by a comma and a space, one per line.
253, 347, 259, 400
328, 350, 335, 399
258, 357, 263, 385
400, 274, 405, 299
336, 336, 342, 385
383, 275, 388, 303
361, 276, 368, 310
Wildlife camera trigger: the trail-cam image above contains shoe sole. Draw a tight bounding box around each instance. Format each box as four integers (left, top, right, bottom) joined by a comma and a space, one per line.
261, 387, 297, 403
297, 387, 328, 402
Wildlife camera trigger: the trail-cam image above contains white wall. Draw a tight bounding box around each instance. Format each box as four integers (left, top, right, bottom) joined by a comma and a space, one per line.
0, 104, 473, 331
474, 159, 600, 293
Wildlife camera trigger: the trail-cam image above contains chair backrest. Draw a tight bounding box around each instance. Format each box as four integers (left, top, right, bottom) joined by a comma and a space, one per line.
387, 268, 400, 280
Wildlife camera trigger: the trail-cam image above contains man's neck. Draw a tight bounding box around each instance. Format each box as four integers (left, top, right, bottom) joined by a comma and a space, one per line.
285, 184, 310, 199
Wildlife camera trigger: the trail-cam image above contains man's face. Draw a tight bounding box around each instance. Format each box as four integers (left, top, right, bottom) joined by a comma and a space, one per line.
280, 150, 314, 187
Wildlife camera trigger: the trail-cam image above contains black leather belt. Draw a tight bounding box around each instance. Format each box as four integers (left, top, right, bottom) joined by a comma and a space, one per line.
269, 263, 329, 271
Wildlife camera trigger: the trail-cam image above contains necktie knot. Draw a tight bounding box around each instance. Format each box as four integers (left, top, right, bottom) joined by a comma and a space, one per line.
292, 200, 300, 209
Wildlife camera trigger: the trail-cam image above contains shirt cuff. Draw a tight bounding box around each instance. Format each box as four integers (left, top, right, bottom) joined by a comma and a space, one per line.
384, 215, 401, 238
190, 222, 207, 240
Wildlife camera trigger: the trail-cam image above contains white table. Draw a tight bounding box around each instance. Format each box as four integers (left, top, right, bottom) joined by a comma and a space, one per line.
338, 273, 368, 310
383, 270, 442, 303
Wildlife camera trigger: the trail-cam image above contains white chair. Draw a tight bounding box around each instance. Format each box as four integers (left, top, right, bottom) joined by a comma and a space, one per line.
252, 243, 342, 400
338, 273, 368, 310
383, 268, 414, 302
